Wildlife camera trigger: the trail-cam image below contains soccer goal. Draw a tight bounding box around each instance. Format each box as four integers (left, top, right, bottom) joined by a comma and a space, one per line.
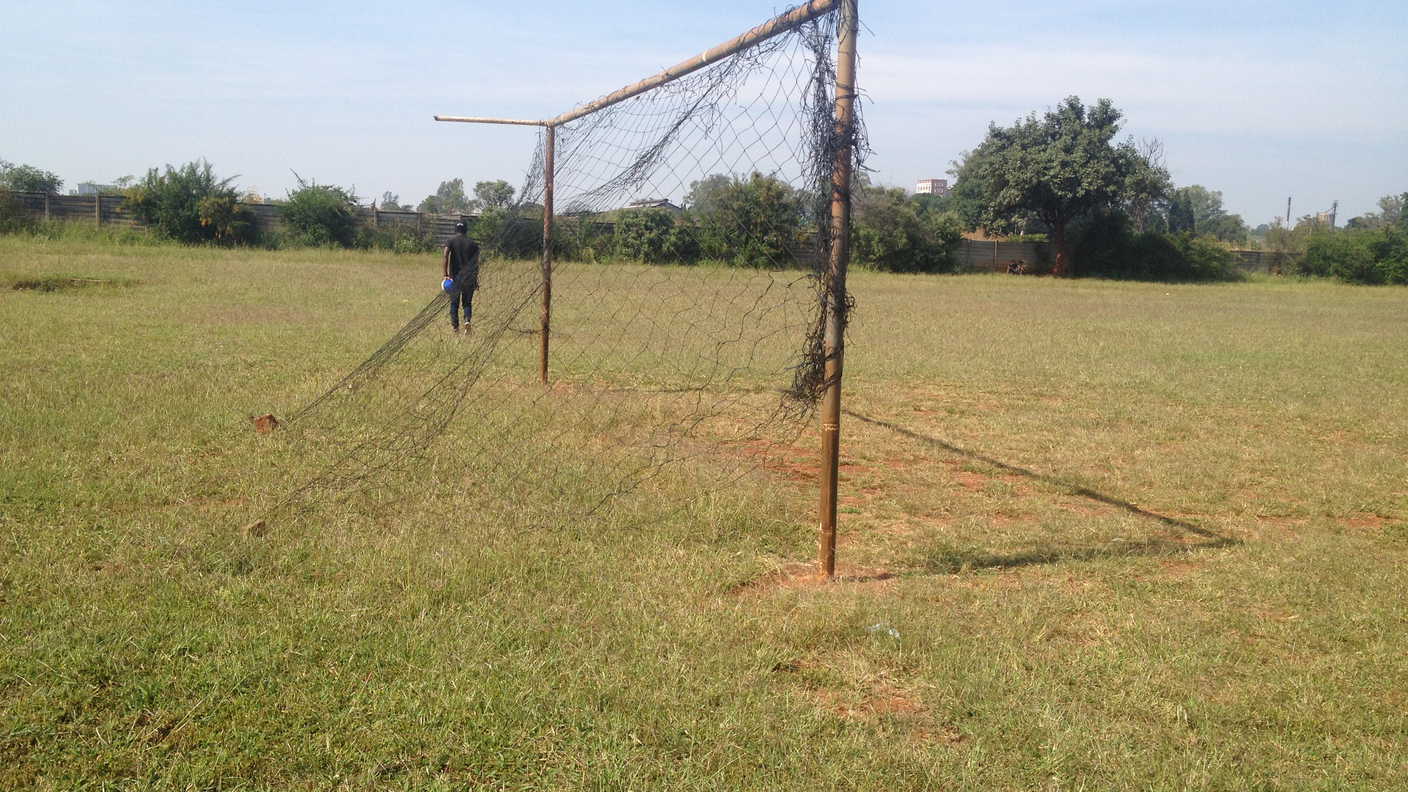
272, 0, 860, 577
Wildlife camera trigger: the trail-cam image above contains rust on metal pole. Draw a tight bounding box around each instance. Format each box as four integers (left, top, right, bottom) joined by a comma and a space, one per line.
433, 116, 547, 127
818, 0, 857, 579
539, 124, 555, 386
547, 0, 840, 127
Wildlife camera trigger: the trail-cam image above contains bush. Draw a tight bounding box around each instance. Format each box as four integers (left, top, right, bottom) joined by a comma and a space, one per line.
1172, 233, 1236, 280
281, 178, 358, 247
1302, 227, 1408, 285
474, 207, 539, 260
1069, 212, 1238, 281
352, 221, 438, 254
20, 218, 163, 246
852, 186, 962, 273
123, 160, 254, 245
0, 187, 35, 234
614, 208, 698, 264
692, 173, 802, 267
547, 216, 605, 262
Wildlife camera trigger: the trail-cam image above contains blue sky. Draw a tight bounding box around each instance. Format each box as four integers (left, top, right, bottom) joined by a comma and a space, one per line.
2, 1, 1404, 224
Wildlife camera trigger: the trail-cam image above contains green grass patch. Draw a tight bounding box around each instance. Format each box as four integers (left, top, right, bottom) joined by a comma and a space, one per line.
2, 236, 1406, 789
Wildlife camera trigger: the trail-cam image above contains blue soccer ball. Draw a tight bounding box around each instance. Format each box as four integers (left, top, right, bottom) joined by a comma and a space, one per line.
442, 277, 455, 293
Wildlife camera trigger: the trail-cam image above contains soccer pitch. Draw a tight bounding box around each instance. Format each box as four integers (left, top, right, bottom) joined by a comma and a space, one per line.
2, 236, 1406, 789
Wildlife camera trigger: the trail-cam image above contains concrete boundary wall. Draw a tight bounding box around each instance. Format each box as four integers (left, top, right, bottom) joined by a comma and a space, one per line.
7, 192, 476, 246
7, 193, 1306, 271
1229, 250, 1304, 274
952, 240, 1304, 274
955, 239, 1050, 271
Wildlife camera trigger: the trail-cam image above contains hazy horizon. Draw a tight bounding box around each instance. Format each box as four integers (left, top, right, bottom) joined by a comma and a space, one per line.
2, 0, 1404, 224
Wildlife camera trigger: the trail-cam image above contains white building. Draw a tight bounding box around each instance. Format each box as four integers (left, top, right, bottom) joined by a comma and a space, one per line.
915, 179, 949, 198
626, 198, 683, 214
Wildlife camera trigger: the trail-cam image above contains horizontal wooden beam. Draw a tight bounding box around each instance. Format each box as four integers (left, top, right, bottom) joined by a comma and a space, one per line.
433, 116, 547, 127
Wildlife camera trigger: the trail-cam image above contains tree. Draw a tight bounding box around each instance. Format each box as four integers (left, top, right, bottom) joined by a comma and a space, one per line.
1303, 225, 1408, 285
1376, 193, 1403, 228
378, 191, 411, 211
418, 179, 472, 214
472, 180, 515, 210
851, 180, 961, 272
971, 97, 1138, 276
945, 150, 990, 232
1347, 193, 1405, 230
910, 191, 951, 218
123, 160, 253, 245
1167, 184, 1247, 244
690, 172, 802, 267
1167, 190, 1195, 233
1068, 212, 1237, 281
684, 173, 733, 216
1124, 138, 1171, 232
0, 159, 63, 193
614, 207, 698, 263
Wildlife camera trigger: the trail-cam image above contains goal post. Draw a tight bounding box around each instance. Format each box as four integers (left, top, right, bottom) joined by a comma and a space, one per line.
819, 0, 858, 578
434, 0, 859, 578
270, 1, 862, 576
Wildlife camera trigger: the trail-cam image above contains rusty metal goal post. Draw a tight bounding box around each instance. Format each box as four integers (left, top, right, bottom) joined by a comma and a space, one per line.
263, 2, 861, 577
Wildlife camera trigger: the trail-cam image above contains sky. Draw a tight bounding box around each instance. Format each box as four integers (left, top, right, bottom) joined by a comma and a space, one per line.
2, 0, 1405, 225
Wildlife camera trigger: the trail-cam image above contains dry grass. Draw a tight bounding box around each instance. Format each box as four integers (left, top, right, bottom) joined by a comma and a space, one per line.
2, 236, 1406, 789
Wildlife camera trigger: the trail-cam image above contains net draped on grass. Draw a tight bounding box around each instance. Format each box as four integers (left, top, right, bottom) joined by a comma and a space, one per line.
264, 8, 864, 526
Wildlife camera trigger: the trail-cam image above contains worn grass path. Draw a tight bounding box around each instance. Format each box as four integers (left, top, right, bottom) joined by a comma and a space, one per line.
2, 236, 1406, 789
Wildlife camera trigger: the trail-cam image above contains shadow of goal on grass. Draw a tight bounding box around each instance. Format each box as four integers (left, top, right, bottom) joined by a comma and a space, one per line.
844, 410, 1237, 573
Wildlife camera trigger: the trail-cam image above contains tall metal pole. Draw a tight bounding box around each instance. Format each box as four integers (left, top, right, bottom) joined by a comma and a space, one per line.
540, 124, 555, 386
818, 0, 857, 579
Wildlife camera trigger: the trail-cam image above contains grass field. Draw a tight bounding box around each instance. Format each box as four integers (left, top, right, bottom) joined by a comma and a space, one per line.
2, 235, 1407, 790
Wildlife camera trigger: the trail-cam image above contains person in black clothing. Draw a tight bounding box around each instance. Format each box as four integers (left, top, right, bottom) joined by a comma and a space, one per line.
443, 221, 480, 333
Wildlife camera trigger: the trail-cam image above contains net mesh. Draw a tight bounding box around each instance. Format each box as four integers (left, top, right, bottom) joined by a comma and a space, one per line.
262, 7, 862, 529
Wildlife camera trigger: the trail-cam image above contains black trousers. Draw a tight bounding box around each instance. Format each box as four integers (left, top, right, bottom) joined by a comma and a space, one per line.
449, 287, 475, 329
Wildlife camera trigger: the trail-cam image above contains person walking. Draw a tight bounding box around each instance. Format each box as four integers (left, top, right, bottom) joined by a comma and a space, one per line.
443, 221, 480, 333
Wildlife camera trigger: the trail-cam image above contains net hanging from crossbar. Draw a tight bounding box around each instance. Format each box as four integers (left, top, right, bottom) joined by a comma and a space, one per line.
260, 5, 864, 529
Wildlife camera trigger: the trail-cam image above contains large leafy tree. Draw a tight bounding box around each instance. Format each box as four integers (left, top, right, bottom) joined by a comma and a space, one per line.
1168, 184, 1248, 243
945, 149, 990, 232
1167, 190, 1196, 233
0, 158, 63, 193
1345, 194, 1405, 230
378, 191, 411, 211
417, 178, 515, 214
472, 180, 515, 210
973, 97, 1138, 276
690, 172, 801, 267
684, 174, 733, 216
418, 179, 471, 214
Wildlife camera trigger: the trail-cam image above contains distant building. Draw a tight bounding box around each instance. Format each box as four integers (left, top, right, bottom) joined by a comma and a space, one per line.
625, 198, 683, 214
75, 182, 119, 196
915, 179, 949, 198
